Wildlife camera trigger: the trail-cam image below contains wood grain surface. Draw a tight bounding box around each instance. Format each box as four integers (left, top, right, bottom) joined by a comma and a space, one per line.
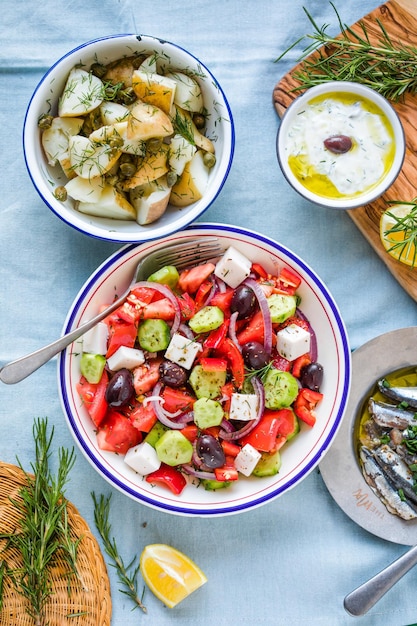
273, 0, 417, 302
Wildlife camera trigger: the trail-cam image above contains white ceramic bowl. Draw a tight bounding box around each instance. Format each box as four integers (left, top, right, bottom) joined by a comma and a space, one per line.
277, 81, 405, 209
23, 35, 234, 243
58, 223, 351, 517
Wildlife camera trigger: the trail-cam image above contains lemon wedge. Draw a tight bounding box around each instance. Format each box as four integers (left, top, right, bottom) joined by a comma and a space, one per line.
380, 203, 417, 267
139, 543, 207, 608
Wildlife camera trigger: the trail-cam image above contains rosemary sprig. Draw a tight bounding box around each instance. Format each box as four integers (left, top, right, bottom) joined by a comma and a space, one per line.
383, 200, 417, 266
275, 3, 417, 101
91, 492, 147, 613
0, 418, 79, 626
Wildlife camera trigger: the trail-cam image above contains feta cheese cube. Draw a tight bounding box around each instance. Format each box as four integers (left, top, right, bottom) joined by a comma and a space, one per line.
229, 393, 258, 421
276, 323, 311, 361
124, 441, 161, 475
107, 346, 145, 371
234, 443, 262, 476
214, 246, 252, 288
165, 332, 201, 370
82, 322, 109, 355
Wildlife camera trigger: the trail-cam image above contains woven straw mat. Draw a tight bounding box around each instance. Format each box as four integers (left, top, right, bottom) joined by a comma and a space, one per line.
0, 462, 111, 626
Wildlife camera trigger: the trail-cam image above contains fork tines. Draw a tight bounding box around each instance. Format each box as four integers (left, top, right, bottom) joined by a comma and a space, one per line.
156, 237, 223, 269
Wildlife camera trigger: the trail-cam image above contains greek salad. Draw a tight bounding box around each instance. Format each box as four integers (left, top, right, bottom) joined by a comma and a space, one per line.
76, 245, 324, 495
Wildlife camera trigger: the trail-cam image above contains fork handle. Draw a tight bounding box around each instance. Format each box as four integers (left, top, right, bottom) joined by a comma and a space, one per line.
344, 543, 417, 616
0, 295, 126, 384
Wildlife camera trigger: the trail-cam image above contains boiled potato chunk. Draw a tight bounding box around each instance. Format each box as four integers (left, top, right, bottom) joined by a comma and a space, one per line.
131, 69, 177, 115
89, 122, 145, 156
77, 185, 136, 220
166, 72, 203, 112
65, 176, 104, 203
59, 68, 104, 117
130, 176, 171, 225
127, 100, 173, 141
103, 55, 144, 88
121, 144, 169, 190
100, 102, 130, 125
173, 106, 214, 154
168, 133, 197, 177
68, 135, 121, 179
170, 150, 209, 207
42, 117, 84, 166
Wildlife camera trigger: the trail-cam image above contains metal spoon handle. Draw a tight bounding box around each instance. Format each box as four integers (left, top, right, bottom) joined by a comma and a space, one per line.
344, 543, 417, 616
0, 296, 125, 385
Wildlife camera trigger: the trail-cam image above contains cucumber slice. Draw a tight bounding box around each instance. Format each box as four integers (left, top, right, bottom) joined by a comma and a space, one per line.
188, 305, 224, 334
263, 369, 299, 409
138, 318, 171, 352
202, 479, 232, 491
253, 450, 282, 477
155, 430, 193, 466
189, 365, 227, 399
144, 422, 169, 448
80, 353, 106, 384
193, 398, 224, 429
267, 294, 297, 323
147, 265, 179, 289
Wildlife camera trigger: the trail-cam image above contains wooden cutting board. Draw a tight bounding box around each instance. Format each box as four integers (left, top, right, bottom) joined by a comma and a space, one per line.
273, 0, 417, 302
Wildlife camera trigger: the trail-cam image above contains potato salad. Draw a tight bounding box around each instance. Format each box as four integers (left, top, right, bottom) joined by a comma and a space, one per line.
39, 53, 216, 225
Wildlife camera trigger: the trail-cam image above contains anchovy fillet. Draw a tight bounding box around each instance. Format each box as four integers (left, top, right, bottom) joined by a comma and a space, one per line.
360, 446, 417, 520
368, 398, 417, 429
377, 380, 417, 409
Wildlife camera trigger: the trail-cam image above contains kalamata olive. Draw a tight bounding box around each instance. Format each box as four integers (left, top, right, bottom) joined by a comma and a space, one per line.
323, 135, 352, 154
159, 361, 188, 388
196, 434, 226, 469
230, 285, 257, 320
105, 368, 134, 407
300, 362, 324, 392
242, 341, 270, 370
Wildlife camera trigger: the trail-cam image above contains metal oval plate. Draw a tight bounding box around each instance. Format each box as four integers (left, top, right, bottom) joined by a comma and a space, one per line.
320, 327, 417, 545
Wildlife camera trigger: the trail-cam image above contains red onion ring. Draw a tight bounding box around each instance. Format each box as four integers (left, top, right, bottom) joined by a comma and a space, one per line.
132, 281, 181, 335
228, 311, 241, 352
182, 464, 216, 480
219, 376, 265, 440
149, 382, 184, 429
243, 278, 273, 355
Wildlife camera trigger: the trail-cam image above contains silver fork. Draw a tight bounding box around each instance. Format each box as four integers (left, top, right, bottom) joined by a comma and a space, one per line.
0, 237, 223, 384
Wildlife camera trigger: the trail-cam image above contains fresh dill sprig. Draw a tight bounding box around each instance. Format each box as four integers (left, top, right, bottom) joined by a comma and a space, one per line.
383, 200, 417, 266
91, 492, 147, 613
275, 2, 417, 101
0, 418, 79, 626
172, 108, 196, 145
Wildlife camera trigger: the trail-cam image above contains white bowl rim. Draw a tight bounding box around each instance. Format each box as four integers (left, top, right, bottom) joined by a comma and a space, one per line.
276, 81, 406, 210
23, 34, 235, 243
57, 222, 352, 516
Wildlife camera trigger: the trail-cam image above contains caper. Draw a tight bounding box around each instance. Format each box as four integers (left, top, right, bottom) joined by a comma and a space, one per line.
54, 186, 67, 202
38, 114, 53, 130
166, 171, 178, 188
90, 62, 107, 78
108, 135, 124, 150
120, 87, 137, 105
203, 152, 216, 169
193, 113, 206, 129
147, 137, 162, 154
119, 162, 137, 178
106, 174, 119, 187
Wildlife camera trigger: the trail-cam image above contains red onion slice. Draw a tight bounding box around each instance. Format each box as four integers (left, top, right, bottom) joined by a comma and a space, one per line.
295, 308, 318, 362
243, 278, 273, 355
149, 382, 184, 429
132, 281, 181, 335
228, 311, 241, 352
182, 464, 217, 480
220, 376, 265, 440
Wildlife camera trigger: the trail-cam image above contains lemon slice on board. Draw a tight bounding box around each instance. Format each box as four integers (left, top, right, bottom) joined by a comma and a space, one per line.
380, 203, 417, 267
139, 543, 207, 608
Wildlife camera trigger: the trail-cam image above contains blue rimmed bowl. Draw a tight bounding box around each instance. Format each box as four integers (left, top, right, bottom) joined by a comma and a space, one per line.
58, 223, 351, 517
23, 34, 234, 243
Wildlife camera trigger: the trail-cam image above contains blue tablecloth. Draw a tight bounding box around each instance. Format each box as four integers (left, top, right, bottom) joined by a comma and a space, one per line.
1, 1, 417, 624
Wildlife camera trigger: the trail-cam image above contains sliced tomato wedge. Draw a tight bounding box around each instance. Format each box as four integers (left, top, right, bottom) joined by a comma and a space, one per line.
199, 357, 228, 372
97, 410, 142, 454
178, 262, 215, 294
237, 310, 264, 345
209, 289, 234, 314
142, 298, 175, 320
133, 358, 162, 396
128, 402, 158, 433
106, 321, 137, 358
76, 371, 109, 427
241, 410, 281, 452
176, 292, 196, 321
161, 387, 195, 413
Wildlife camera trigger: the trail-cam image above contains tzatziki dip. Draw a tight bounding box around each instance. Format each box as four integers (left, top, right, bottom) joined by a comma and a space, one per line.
283, 93, 395, 199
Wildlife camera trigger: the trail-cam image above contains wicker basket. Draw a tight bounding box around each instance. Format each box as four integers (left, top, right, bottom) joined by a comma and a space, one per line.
0, 462, 112, 625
